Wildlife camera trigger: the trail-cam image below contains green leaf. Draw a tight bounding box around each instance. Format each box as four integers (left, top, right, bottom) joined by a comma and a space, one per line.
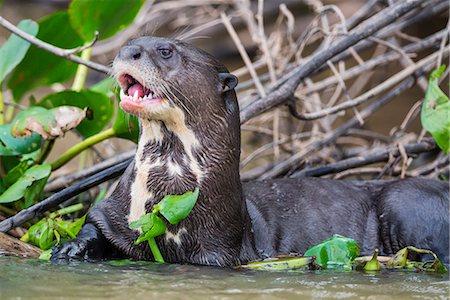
421, 65, 450, 153
0, 19, 38, 83
8, 12, 83, 101
0, 124, 42, 156
27, 218, 56, 250
68, 0, 145, 42
39, 249, 53, 260
239, 256, 314, 271
1, 160, 32, 187
132, 213, 167, 244
54, 215, 86, 239
112, 96, 139, 143
11, 105, 86, 140
90, 77, 116, 96
386, 246, 448, 273
129, 213, 152, 230
39, 90, 114, 138
0, 107, 45, 155
362, 249, 381, 271
304, 234, 360, 269
0, 163, 51, 204
23, 176, 48, 208
156, 187, 199, 225
27, 215, 86, 250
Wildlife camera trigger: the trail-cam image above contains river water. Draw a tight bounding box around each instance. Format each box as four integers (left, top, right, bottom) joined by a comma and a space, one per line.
0, 257, 448, 300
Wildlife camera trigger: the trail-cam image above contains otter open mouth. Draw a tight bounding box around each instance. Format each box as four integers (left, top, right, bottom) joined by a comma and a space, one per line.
118, 74, 160, 102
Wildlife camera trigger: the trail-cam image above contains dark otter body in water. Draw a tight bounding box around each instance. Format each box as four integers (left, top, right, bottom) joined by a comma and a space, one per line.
51, 37, 449, 266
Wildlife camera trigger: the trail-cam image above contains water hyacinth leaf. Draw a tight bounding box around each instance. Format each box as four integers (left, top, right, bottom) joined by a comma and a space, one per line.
239, 256, 314, 271
362, 249, 381, 271
0, 19, 38, 83
25, 215, 86, 250
157, 187, 200, 225
0, 123, 42, 155
8, 12, 83, 101
1, 160, 31, 187
23, 176, 48, 208
26, 218, 56, 250
39, 249, 52, 260
421, 65, 450, 153
12, 106, 86, 140
39, 90, 114, 138
133, 213, 167, 245
129, 213, 152, 230
386, 247, 408, 269
0, 163, 51, 204
304, 234, 360, 269
54, 215, 86, 239
387, 246, 448, 273
68, 0, 145, 42
90, 77, 116, 96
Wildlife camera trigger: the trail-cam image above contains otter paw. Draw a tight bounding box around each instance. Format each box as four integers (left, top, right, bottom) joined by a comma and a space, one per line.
51, 239, 92, 262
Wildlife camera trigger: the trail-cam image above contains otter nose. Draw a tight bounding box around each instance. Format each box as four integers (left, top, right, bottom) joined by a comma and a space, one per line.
118, 45, 142, 60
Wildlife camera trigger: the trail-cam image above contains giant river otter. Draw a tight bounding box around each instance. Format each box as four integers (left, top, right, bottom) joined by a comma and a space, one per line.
51, 37, 449, 266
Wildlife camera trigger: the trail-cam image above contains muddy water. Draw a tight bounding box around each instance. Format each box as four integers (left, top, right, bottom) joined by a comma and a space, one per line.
0, 257, 448, 300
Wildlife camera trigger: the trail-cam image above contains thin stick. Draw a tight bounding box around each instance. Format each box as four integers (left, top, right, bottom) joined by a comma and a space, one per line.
258, 76, 416, 179
292, 140, 436, 178
221, 12, 266, 97
44, 150, 135, 192
239, 0, 433, 123
0, 158, 132, 233
0, 16, 110, 74
290, 46, 449, 120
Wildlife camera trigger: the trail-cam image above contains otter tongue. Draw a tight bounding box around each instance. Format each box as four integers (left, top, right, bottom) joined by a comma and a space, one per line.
128, 83, 145, 98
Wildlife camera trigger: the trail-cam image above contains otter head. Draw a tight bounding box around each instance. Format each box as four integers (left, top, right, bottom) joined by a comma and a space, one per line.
112, 36, 239, 131
112, 37, 247, 266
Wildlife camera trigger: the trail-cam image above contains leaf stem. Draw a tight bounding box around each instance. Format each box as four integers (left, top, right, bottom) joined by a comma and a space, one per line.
72, 47, 92, 91
50, 127, 116, 170
35, 140, 55, 165
148, 237, 165, 263
50, 203, 84, 218
0, 86, 4, 125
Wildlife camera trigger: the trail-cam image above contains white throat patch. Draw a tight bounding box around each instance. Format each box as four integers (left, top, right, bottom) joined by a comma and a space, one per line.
127, 116, 204, 226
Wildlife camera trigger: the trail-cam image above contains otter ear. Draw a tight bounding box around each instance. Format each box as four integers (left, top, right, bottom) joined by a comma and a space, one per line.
218, 73, 238, 93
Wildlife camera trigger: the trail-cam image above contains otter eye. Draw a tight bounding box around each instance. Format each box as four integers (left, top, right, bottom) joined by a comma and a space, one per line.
158, 48, 173, 59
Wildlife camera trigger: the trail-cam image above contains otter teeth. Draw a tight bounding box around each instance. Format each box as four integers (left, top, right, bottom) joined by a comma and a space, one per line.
119, 88, 158, 102
133, 90, 139, 102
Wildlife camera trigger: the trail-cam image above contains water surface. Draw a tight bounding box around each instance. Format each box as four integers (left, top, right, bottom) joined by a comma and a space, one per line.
0, 257, 448, 299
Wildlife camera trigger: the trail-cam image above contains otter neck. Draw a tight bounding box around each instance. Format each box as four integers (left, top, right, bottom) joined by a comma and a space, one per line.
131, 114, 248, 265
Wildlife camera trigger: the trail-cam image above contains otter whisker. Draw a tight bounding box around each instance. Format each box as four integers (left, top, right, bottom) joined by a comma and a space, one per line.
164, 80, 196, 111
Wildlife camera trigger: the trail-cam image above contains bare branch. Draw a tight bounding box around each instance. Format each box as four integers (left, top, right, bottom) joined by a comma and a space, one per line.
0, 16, 110, 74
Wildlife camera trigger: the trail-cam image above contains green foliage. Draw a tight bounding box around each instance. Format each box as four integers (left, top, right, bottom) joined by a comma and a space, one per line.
112, 89, 139, 142
11, 105, 86, 139
131, 213, 167, 245
362, 249, 381, 271
0, 163, 50, 204
155, 187, 200, 224
39, 90, 113, 138
421, 65, 450, 153
8, 12, 83, 101
239, 256, 314, 271
386, 246, 447, 273
303, 234, 360, 269
68, 0, 145, 42
0, 1, 146, 253
130, 188, 200, 263
22, 204, 85, 250
239, 235, 447, 273
0, 19, 38, 83
0, 123, 41, 155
